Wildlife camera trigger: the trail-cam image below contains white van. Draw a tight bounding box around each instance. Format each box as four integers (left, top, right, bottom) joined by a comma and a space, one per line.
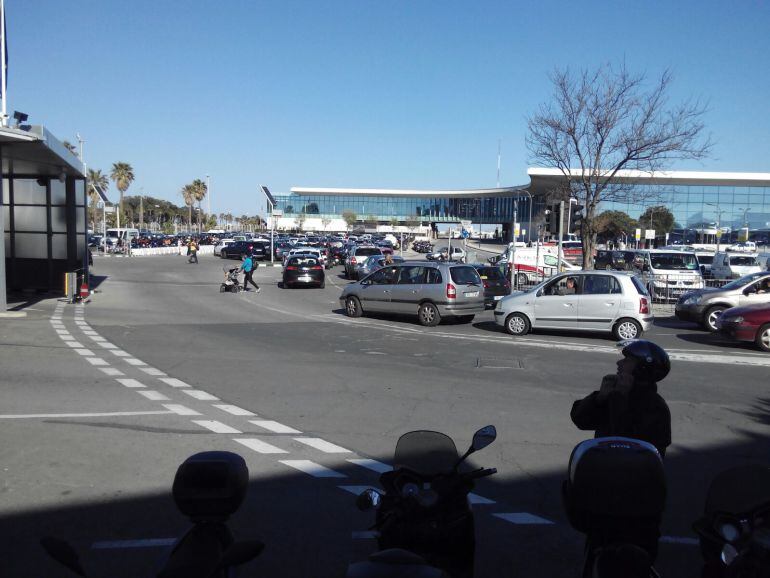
105, 228, 139, 246
496, 247, 580, 285
632, 249, 704, 300
711, 250, 762, 279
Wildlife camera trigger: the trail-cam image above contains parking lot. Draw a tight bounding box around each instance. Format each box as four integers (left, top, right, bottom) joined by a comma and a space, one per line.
1, 251, 769, 577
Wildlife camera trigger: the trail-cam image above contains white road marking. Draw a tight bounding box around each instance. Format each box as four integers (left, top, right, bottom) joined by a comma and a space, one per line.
99, 367, 125, 376
249, 420, 301, 434
82, 330, 99, 336
234, 438, 289, 454
468, 493, 496, 505
159, 378, 191, 388
60, 335, 75, 341
116, 378, 147, 389
98, 342, 118, 349
125, 358, 147, 366
162, 404, 201, 416
111, 350, 131, 357
74, 348, 95, 356
294, 437, 351, 453
55, 329, 70, 336
493, 512, 554, 525
660, 536, 699, 546
88, 335, 107, 342
92, 538, 176, 549
66, 341, 85, 348
137, 390, 170, 401
339, 485, 378, 496
140, 367, 166, 376
181, 389, 220, 401
0, 410, 173, 419
193, 420, 242, 434
85, 357, 109, 366
213, 404, 255, 416
347, 458, 392, 473
279, 460, 346, 478
365, 351, 387, 355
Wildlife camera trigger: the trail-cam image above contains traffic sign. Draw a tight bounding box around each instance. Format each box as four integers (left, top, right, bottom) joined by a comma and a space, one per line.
634, 228, 641, 241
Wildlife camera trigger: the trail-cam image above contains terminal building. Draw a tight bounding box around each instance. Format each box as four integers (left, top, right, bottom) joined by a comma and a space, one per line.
269, 169, 770, 245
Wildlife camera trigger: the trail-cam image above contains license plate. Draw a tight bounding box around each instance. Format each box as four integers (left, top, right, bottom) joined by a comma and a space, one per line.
299, 275, 312, 281
464, 291, 479, 297
494, 295, 503, 300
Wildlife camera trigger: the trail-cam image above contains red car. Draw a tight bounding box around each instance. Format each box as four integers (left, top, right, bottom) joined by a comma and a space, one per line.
716, 303, 770, 352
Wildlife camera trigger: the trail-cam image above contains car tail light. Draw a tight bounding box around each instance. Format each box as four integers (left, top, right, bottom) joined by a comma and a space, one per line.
286, 266, 297, 271
639, 297, 649, 314
446, 283, 456, 299
483, 280, 490, 288
311, 266, 323, 270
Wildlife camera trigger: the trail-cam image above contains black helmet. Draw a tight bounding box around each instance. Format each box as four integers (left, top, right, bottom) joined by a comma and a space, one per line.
619, 339, 670, 382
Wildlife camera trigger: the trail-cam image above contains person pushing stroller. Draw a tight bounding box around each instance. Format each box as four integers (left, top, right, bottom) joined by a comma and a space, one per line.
240, 253, 260, 293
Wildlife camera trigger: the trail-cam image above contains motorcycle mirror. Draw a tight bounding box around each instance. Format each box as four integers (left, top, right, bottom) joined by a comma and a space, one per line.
219, 540, 265, 568
471, 425, 497, 452
721, 543, 738, 566
356, 488, 382, 511
40, 536, 88, 577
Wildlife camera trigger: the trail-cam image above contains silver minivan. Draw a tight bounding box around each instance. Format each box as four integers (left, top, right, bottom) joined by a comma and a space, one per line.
493, 271, 654, 339
339, 262, 485, 326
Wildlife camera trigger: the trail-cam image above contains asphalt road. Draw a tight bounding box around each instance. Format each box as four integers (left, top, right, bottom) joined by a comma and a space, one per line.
1, 251, 768, 577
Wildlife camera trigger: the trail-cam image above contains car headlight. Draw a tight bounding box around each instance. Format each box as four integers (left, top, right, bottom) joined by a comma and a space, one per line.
682, 294, 701, 305
732, 316, 744, 324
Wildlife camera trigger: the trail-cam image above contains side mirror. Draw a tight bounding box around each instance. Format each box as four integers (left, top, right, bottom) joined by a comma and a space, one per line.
471, 425, 497, 452
356, 488, 382, 511
361, 279, 371, 286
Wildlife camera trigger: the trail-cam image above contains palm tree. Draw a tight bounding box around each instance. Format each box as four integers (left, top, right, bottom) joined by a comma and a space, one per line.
87, 168, 109, 232
110, 162, 135, 227
190, 179, 207, 233
181, 184, 195, 233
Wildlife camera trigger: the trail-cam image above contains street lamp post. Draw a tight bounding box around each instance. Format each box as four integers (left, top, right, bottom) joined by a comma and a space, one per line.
706, 202, 725, 252
566, 197, 578, 240
259, 186, 275, 264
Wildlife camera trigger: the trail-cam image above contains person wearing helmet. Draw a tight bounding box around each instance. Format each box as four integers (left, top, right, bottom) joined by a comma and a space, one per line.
570, 340, 672, 458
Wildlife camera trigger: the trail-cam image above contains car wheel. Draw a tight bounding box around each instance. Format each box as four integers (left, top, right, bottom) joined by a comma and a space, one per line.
516, 273, 528, 286
418, 302, 441, 326
704, 305, 726, 332
756, 324, 770, 352
505, 312, 530, 336
219, 284, 226, 293
345, 296, 363, 318
221, 250, 227, 259
613, 318, 642, 340
319, 281, 326, 289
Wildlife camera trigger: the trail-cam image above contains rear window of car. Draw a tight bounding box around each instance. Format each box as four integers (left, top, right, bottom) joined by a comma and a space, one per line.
450, 266, 482, 285
288, 257, 318, 266
475, 267, 504, 280
630, 276, 649, 296
356, 247, 383, 257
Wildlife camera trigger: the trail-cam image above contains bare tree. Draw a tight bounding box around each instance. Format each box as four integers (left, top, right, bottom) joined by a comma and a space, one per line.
321, 216, 332, 231
526, 63, 711, 268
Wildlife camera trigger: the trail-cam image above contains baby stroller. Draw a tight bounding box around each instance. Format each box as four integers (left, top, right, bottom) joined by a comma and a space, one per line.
220, 266, 242, 293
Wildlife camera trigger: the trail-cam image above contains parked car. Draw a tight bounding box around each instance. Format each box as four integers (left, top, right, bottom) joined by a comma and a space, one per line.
282, 256, 325, 289
220, 240, 265, 260
494, 271, 653, 340
471, 265, 511, 308
357, 255, 405, 278
710, 250, 763, 280
675, 272, 770, 331
344, 246, 384, 279
339, 261, 485, 326
717, 303, 770, 352
594, 250, 636, 271
426, 246, 466, 262
631, 249, 704, 301
214, 238, 235, 256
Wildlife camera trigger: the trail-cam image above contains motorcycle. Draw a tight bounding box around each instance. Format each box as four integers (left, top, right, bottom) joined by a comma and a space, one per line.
41, 451, 264, 578
693, 464, 770, 577
348, 426, 498, 578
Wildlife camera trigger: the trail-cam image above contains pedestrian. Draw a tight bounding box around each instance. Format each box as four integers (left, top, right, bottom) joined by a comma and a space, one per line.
241, 253, 260, 292
188, 239, 199, 264
570, 339, 672, 458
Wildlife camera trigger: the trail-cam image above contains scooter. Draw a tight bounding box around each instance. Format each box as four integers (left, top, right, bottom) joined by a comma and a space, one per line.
693, 464, 770, 577
41, 451, 263, 578
347, 426, 498, 578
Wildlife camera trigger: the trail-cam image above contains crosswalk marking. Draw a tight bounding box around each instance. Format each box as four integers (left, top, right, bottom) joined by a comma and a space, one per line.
192, 420, 242, 434
99, 368, 125, 376
294, 437, 351, 453
116, 378, 146, 389
347, 458, 392, 473
159, 378, 191, 388
140, 367, 166, 376
85, 357, 109, 366
249, 420, 300, 434
338, 485, 379, 496
162, 404, 201, 416
181, 389, 219, 401
137, 390, 170, 401
493, 512, 554, 525
234, 438, 288, 454
125, 358, 147, 366
279, 460, 346, 478
214, 404, 255, 416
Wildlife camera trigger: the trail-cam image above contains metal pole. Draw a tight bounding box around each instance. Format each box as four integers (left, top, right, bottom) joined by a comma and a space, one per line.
510, 201, 518, 288
0, 0, 7, 127
557, 201, 565, 272
206, 174, 211, 224
0, 153, 6, 311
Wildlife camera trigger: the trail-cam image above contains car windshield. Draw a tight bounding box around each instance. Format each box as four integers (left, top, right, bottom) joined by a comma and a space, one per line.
357, 248, 382, 257
649, 253, 698, 270
722, 272, 768, 290
729, 256, 759, 266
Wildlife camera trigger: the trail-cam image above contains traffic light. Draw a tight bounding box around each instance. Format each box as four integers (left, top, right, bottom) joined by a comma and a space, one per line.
544, 209, 552, 233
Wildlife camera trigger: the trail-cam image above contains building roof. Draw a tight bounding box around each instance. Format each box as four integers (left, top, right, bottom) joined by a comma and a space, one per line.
1, 125, 85, 178
528, 168, 770, 188
289, 185, 529, 198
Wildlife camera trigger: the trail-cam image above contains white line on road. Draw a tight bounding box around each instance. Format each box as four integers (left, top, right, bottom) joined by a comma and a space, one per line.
162, 404, 201, 416
249, 420, 301, 434
294, 437, 352, 453
213, 404, 255, 416
110, 350, 131, 357
159, 378, 191, 388
55, 330, 70, 336
60, 335, 75, 341
99, 367, 125, 376
0, 410, 173, 419
92, 538, 176, 550
137, 390, 170, 401
74, 348, 95, 356
346, 458, 392, 473
468, 493, 496, 505
116, 378, 147, 389
493, 512, 554, 525
88, 335, 107, 342
338, 485, 378, 496
82, 330, 99, 336
65, 341, 84, 348
279, 460, 346, 478
98, 342, 118, 349
85, 357, 109, 366
193, 420, 242, 434
140, 367, 166, 376
181, 389, 219, 401
125, 358, 147, 366
234, 438, 289, 454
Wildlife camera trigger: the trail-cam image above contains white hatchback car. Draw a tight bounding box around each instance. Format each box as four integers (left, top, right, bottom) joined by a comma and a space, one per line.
494, 271, 654, 340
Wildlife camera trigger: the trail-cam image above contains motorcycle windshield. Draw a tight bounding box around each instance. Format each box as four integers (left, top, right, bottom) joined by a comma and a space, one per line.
393, 430, 458, 477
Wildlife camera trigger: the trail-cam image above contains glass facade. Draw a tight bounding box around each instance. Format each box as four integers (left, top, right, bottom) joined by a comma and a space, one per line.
274, 192, 531, 224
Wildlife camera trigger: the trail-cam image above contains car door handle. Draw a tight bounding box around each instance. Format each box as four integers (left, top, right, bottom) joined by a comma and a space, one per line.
384, 290, 391, 293
563, 303, 573, 307
605, 302, 616, 306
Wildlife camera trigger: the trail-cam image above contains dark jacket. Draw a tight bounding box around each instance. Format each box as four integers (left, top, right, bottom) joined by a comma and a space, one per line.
570, 379, 672, 458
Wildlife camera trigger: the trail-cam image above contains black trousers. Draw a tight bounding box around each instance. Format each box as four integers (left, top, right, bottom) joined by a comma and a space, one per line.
243, 270, 259, 290
188, 252, 198, 263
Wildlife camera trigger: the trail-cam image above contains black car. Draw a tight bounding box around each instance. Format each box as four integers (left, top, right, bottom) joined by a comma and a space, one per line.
472, 265, 511, 308
220, 241, 266, 260
282, 256, 325, 289
594, 250, 636, 271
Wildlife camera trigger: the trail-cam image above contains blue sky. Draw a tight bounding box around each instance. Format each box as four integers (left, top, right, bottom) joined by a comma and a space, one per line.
9, 0, 770, 217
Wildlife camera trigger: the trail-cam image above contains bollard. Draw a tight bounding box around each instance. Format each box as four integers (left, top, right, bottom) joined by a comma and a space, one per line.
64, 271, 77, 303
